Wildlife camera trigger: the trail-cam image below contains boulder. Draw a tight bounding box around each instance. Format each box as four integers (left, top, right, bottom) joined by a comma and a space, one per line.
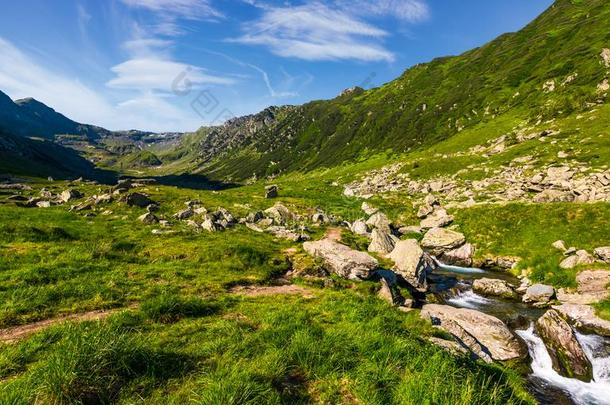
303, 239, 378, 280
36, 201, 51, 208
421, 304, 526, 362
553, 304, 610, 337
366, 212, 391, 231
388, 239, 436, 292
594, 247, 610, 263
124, 192, 155, 208
552, 240, 567, 252
522, 284, 555, 307
417, 204, 434, 219
59, 189, 83, 203
350, 219, 370, 236
264, 203, 295, 225
311, 212, 330, 224
558, 270, 610, 305
560, 250, 597, 269
201, 218, 220, 232
378, 278, 405, 306
420, 209, 454, 229
536, 310, 593, 381
264, 185, 278, 198
174, 208, 194, 220
245, 211, 264, 223
138, 213, 158, 224
267, 226, 309, 242
439, 243, 474, 266
473, 278, 517, 299
368, 228, 397, 254
533, 189, 574, 203
398, 225, 422, 235
361, 202, 378, 216
421, 227, 466, 255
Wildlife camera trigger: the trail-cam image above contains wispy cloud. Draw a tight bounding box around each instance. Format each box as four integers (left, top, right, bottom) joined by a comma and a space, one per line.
107, 58, 235, 91
230, 2, 395, 62
337, 0, 429, 23
120, 0, 223, 21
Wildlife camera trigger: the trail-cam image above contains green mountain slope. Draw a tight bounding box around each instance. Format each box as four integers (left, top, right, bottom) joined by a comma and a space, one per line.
162, 0, 609, 181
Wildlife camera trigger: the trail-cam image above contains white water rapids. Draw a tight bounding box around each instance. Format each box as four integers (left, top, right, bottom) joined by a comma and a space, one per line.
516, 325, 610, 405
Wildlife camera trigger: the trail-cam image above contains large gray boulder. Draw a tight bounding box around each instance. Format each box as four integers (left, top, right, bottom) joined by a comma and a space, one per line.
388, 239, 436, 292
473, 278, 517, 299
420, 209, 454, 229
536, 310, 593, 381
366, 212, 391, 231
439, 243, 474, 266
59, 189, 83, 203
421, 227, 466, 255
368, 228, 397, 254
264, 203, 295, 225
303, 239, 378, 280
421, 304, 526, 362
377, 278, 405, 306
594, 247, 610, 263
558, 270, 610, 304
522, 284, 555, 307
560, 250, 597, 269
350, 219, 370, 236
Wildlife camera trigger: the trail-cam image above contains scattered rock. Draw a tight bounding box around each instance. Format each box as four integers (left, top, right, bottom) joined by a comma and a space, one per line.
174, 208, 194, 220
601, 48, 610, 68
264, 185, 278, 198
138, 213, 158, 224
553, 303, 610, 337
558, 270, 610, 304
421, 304, 526, 362
59, 189, 83, 203
421, 227, 466, 255
536, 310, 593, 381
593, 247, 610, 263
439, 243, 474, 267
388, 239, 436, 292
264, 203, 295, 225
201, 218, 220, 232
523, 284, 555, 307
420, 209, 454, 229
366, 212, 391, 231
303, 239, 378, 280
560, 250, 596, 269
368, 228, 397, 254
36, 201, 51, 208
350, 219, 370, 236
552, 240, 567, 252
533, 189, 574, 203
473, 278, 517, 299
124, 192, 155, 208
311, 212, 330, 224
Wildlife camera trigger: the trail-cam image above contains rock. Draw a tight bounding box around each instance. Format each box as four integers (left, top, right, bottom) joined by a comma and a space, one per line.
264, 203, 295, 225
536, 310, 593, 381
552, 240, 567, 252
311, 212, 330, 224
361, 202, 378, 216
421, 304, 526, 362
553, 304, 610, 337
138, 213, 158, 224
366, 212, 391, 231
560, 250, 596, 269
398, 225, 421, 235
350, 219, 370, 236
94, 194, 113, 205
594, 247, 610, 263
303, 239, 378, 280
417, 204, 434, 219
216, 208, 236, 225
245, 211, 264, 223
473, 278, 517, 299
147, 204, 160, 213
59, 189, 83, 203
36, 201, 51, 208
194, 207, 208, 215
267, 226, 309, 242
201, 218, 220, 232
264, 185, 278, 198
378, 278, 405, 306
601, 48, 610, 68
564, 247, 577, 256
124, 192, 155, 208
174, 208, 194, 220
420, 209, 454, 229
257, 218, 274, 229
533, 189, 574, 203
368, 228, 397, 254
70, 202, 92, 212
421, 227, 466, 255
523, 284, 555, 307
558, 270, 610, 304
388, 239, 436, 292
428, 337, 470, 357
439, 243, 474, 267
245, 223, 265, 233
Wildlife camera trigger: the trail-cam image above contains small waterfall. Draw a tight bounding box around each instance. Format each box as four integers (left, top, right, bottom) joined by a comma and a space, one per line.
516, 325, 610, 405
446, 290, 493, 309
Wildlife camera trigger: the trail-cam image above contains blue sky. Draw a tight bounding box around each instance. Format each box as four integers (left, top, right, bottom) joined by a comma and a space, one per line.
0, 0, 553, 132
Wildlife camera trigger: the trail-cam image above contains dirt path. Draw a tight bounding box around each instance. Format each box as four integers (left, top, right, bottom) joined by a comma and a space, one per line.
0, 308, 129, 344
231, 284, 315, 298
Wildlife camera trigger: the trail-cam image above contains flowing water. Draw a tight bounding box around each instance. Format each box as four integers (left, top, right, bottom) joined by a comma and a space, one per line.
434, 263, 610, 405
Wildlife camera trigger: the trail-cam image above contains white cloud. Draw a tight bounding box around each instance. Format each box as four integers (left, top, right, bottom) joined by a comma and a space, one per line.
337, 0, 429, 23
230, 2, 395, 62
107, 58, 236, 91
120, 0, 223, 20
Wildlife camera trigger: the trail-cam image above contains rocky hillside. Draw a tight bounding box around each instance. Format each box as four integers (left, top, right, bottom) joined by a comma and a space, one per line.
162, 0, 610, 181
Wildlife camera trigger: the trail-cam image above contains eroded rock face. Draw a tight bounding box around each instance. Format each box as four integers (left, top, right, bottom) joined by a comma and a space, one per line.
536, 310, 593, 382
553, 304, 610, 337
421, 304, 526, 362
421, 227, 466, 255
388, 239, 436, 292
303, 239, 378, 280
473, 278, 517, 299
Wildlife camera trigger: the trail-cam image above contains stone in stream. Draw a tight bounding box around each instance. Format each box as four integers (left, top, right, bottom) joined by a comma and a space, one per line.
536, 309, 593, 382
368, 228, 397, 254
388, 239, 436, 292
522, 284, 555, 307
420, 304, 526, 362
421, 227, 466, 256
303, 239, 378, 280
472, 278, 518, 299
553, 304, 610, 337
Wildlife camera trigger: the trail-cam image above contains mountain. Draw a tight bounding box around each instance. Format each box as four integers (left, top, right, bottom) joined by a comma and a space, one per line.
0, 129, 115, 181
0, 90, 112, 141
159, 0, 609, 181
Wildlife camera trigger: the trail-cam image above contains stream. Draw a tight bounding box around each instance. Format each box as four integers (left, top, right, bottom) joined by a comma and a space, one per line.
433, 263, 610, 405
